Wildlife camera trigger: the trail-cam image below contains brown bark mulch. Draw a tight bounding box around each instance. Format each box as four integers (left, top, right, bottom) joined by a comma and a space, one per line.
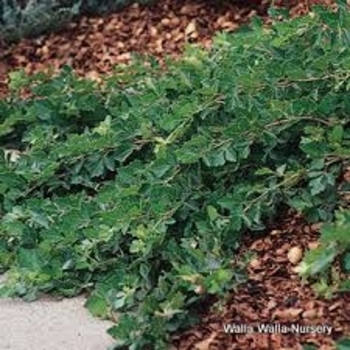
1, 1, 348, 350
0, 0, 333, 96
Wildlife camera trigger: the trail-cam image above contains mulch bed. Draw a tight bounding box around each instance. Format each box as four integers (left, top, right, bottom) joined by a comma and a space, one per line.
0, 0, 333, 96
1, 1, 348, 349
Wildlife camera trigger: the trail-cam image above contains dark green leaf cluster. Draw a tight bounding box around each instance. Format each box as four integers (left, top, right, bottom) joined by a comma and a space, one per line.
0, 0, 81, 42
0, 0, 154, 43
296, 209, 350, 298
79, 0, 156, 17
1, 3, 350, 348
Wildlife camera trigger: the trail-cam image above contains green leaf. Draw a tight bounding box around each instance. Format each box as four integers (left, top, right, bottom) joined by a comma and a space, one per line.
224, 146, 237, 162
343, 253, 350, 272
255, 167, 275, 176
85, 294, 109, 319
203, 151, 226, 167
29, 211, 50, 229
103, 155, 116, 172
302, 344, 318, 350
337, 338, 350, 350
321, 219, 350, 245
295, 245, 338, 277
328, 125, 344, 144
276, 164, 287, 177
309, 176, 327, 196
8, 70, 29, 91
207, 205, 219, 222
18, 249, 44, 271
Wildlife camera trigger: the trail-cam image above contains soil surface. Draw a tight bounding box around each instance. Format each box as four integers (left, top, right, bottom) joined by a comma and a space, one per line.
1, 1, 348, 350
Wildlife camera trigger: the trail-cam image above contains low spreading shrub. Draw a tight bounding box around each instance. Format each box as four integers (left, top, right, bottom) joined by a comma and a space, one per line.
1, 2, 350, 349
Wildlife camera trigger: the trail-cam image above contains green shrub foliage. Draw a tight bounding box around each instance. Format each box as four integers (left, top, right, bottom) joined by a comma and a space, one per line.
79, 0, 155, 16
1, 3, 350, 349
0, 0, 154, 42
0, 0, 81, 42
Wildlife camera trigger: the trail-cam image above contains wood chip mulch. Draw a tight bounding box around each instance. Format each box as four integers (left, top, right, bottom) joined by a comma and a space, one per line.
1, 1, 348, 350
0, 0, 334, 97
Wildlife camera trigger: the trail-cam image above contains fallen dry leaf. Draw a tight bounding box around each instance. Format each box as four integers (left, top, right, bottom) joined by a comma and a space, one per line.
184, 20, 197, 36
302, 309, 317, 319
273, 308, 304, 320
249, 258, 262, 269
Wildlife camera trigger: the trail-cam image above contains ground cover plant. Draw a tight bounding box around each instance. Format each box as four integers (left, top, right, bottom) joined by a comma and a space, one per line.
1, 2, 350, 349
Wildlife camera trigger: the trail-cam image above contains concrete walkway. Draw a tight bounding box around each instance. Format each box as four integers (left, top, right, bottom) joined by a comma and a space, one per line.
0, 292, 115, 350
